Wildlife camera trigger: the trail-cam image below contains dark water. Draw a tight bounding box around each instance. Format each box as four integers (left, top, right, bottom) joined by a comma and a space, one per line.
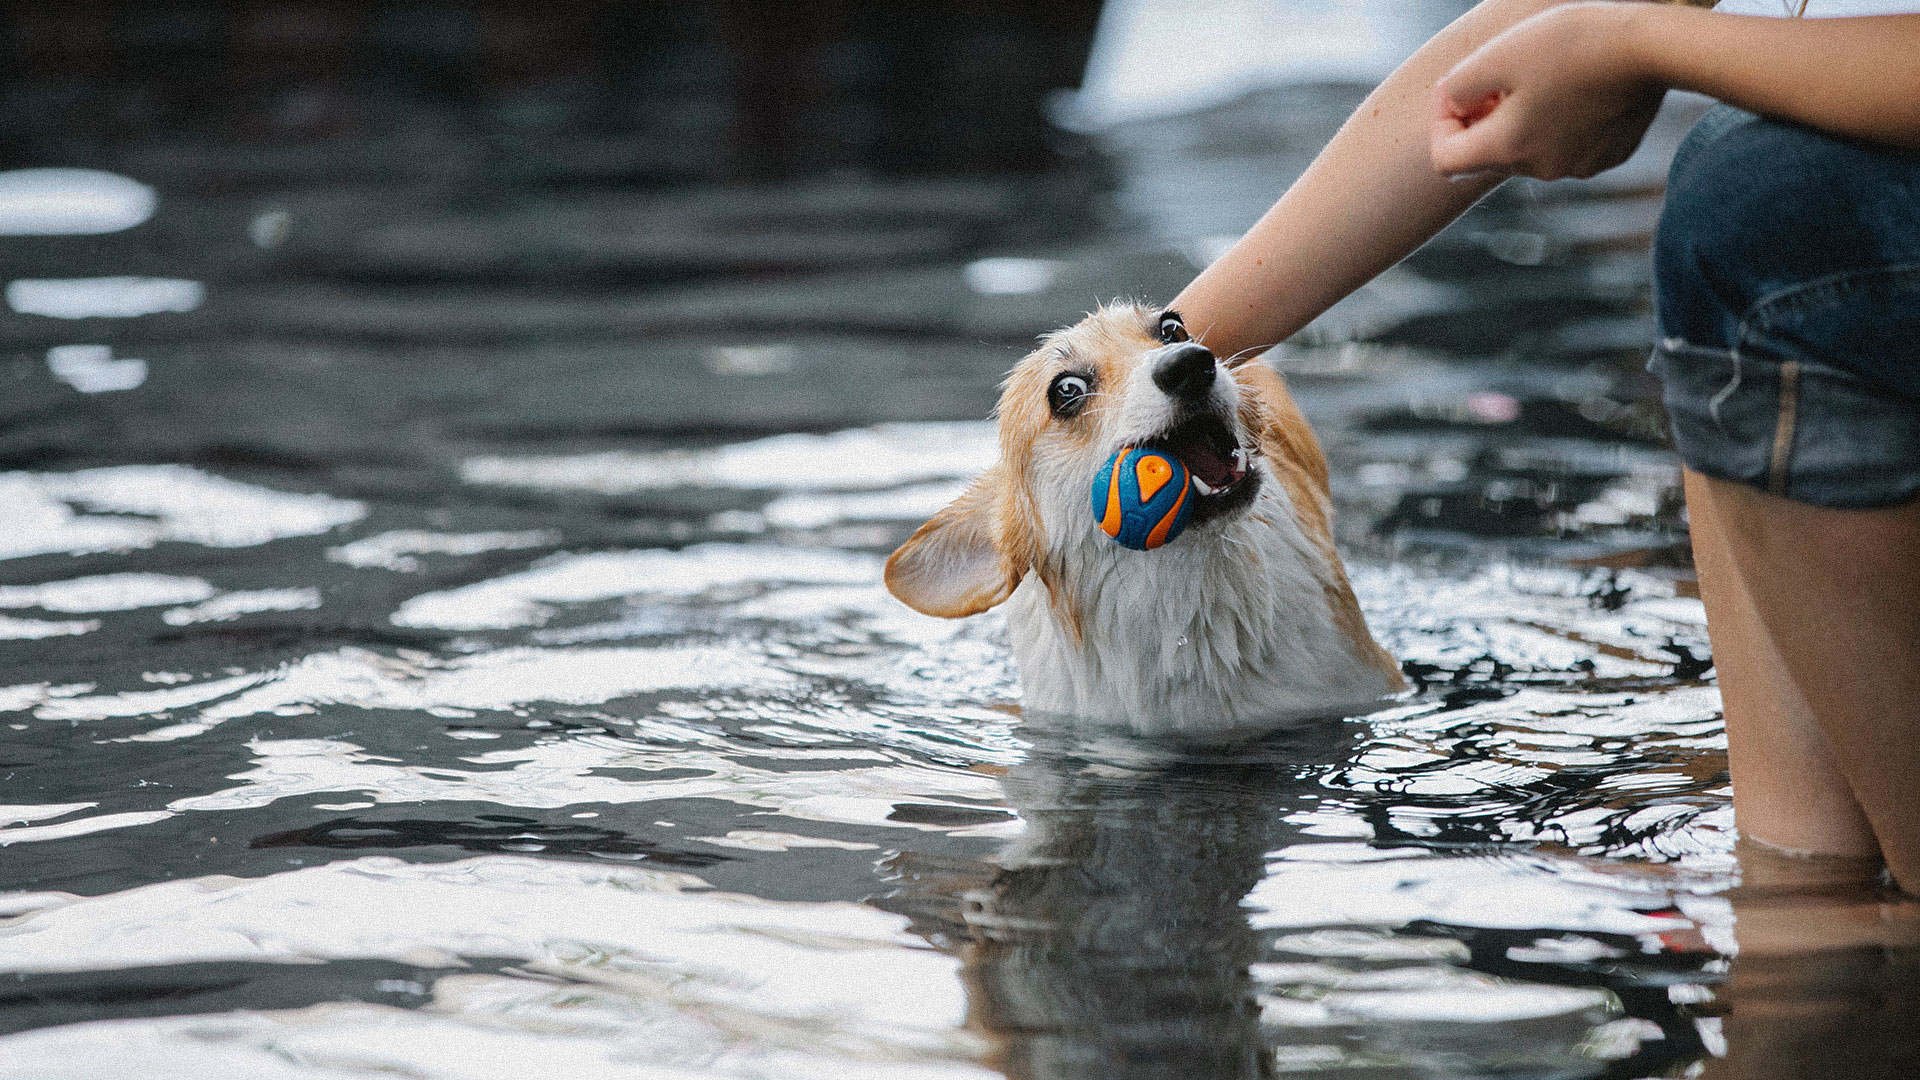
4, 4, 1918, 1078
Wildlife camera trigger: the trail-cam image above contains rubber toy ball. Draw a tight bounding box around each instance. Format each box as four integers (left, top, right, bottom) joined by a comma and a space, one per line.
1090, 447, 1191, 550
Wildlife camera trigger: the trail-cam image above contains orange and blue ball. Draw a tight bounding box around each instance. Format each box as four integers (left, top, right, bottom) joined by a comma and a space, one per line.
1091, 447, 1191, 550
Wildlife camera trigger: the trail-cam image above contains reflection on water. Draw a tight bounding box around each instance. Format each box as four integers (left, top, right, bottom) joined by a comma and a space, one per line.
1709, 943, 1920, 1080
3, 411, 1917, 1075
7, 276, 203, 320
0, 168, 155, 236
963, 727, 1339, 1079
957, 718, 1691, 1079
0, 856, 993, 1080
1693, 845, 1920, 1080
959, 726, 1920, 1078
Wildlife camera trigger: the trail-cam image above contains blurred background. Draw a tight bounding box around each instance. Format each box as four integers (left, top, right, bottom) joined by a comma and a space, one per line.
0, 0, 1688, 549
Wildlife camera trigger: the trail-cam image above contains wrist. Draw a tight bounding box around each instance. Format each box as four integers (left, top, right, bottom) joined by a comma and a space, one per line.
1606, 1, 1682, 88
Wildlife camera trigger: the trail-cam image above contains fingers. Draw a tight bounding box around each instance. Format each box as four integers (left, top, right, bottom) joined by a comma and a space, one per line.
1431, 51, 1516, 178
1431, 78, 1521, 179
1435, 61, 1504, 125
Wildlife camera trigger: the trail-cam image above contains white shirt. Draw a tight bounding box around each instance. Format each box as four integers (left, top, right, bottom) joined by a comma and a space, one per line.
1716, 0, 1920, 15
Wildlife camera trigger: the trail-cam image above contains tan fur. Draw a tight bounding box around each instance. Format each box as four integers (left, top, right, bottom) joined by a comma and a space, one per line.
887, 302, 1405, 722
992, 345, 1080, 641
1232, 362, 1405, 687
883, 470, 1024, 618
971, 310, 1188, 643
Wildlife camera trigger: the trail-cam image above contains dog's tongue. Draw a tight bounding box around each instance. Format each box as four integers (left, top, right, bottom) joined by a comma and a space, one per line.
1161, 423, 1244, 489
1177, 443, 1237, 488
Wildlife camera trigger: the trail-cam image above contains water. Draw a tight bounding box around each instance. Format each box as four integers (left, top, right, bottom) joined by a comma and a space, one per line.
5, 5, 1919, 1078
0, 450, 1733, 1079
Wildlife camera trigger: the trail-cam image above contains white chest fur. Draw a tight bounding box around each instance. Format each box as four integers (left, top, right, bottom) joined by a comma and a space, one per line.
1003, 473, 1396, 740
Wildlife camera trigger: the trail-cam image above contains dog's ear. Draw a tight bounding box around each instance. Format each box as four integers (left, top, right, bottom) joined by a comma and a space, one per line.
885, 471, 1023, 617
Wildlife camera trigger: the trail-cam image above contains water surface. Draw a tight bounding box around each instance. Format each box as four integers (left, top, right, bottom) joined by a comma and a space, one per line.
4, 5, 1918, 1077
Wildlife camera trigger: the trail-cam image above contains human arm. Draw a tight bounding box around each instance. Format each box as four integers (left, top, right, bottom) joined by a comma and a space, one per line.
1169, 0, 1608, 362
1433, 5, 1920, 179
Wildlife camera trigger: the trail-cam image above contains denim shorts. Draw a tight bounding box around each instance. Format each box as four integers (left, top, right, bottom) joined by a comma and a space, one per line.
1648, 105, 1920, 508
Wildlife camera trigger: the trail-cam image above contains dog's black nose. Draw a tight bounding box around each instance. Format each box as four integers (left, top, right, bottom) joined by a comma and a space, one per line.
1152, 342, 1216, 400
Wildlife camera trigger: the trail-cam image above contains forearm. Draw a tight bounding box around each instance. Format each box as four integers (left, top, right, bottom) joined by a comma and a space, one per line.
1172, 0, 1583, 360
1625, 8, 1920, 149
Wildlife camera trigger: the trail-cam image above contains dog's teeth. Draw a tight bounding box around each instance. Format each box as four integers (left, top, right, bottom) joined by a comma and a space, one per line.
1192, 476, 1217, 497
1232, 448, 1250, 472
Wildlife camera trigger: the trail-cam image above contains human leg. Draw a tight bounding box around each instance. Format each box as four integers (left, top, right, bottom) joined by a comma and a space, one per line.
1687, 469, 1920, 889
1683, 468, 1879, 861
1651, 106, 1920, 885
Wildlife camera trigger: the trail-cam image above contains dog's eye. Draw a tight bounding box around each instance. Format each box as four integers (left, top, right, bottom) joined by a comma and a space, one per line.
1157, 311, 1188, 344
1048, 372, 1092, 418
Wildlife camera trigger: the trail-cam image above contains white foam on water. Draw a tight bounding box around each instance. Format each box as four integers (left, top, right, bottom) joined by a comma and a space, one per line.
693, 830, 882, 852
30, 644, 801, 746
0, 1002, 996, 1080
1272, 929, 1471, 963
0, 685, 50, 713
0, 811, 176, 847
153, 729, 1010, 838
0, 615, 100, 640
1507, 934, 1629, 965
0, 855, 993, 1080
391, 545, 879, 631
22, 641, 791, 734
0, 466, 366, 561
1246, 851, 1689, 937
206, 645, 798, 721
0, 573, 215, 613
7, 277, 203, 319
0, 169, 155, 235
32, 671, 273, 724
1355, 563, 1709, 680
760, 481, 967, 530
160, 587, 322, 626
0, 803, 97, 827
16, 601, 1019, 827
0, 1001, 996, 1080
1334, 673, 1729, 867
325, 529, 559, 572
460, 421, 996, 495
46, 345, 146, 393
0, 571, 222, 638
1252, 961, 1613, 1024
0, 682, 93, 714
963, 257, 1063, 295
724, 583, 892, 623
0, 476, 157, 558
1323, 979, 1612, 1024
704, 343, 797, 376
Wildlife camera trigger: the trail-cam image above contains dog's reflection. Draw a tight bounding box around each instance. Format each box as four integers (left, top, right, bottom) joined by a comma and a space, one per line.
958, 720, 1352, 1080
949, 724, 1920, 1080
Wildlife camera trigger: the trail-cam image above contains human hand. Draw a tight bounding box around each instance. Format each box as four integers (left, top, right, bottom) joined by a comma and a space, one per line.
1431, 2, 1666, 181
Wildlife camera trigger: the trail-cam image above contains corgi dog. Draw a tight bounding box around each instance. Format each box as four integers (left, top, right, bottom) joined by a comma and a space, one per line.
885, 303, 1403, 740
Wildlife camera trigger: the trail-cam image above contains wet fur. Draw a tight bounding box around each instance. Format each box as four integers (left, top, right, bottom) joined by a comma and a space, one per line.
886, 303, 1402, 740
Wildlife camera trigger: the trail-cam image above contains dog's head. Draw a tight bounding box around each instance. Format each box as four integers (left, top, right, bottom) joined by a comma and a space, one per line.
886, 302, 1272, 621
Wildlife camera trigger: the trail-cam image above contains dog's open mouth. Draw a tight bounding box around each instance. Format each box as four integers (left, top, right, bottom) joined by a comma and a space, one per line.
1143, 412, 1258, 519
